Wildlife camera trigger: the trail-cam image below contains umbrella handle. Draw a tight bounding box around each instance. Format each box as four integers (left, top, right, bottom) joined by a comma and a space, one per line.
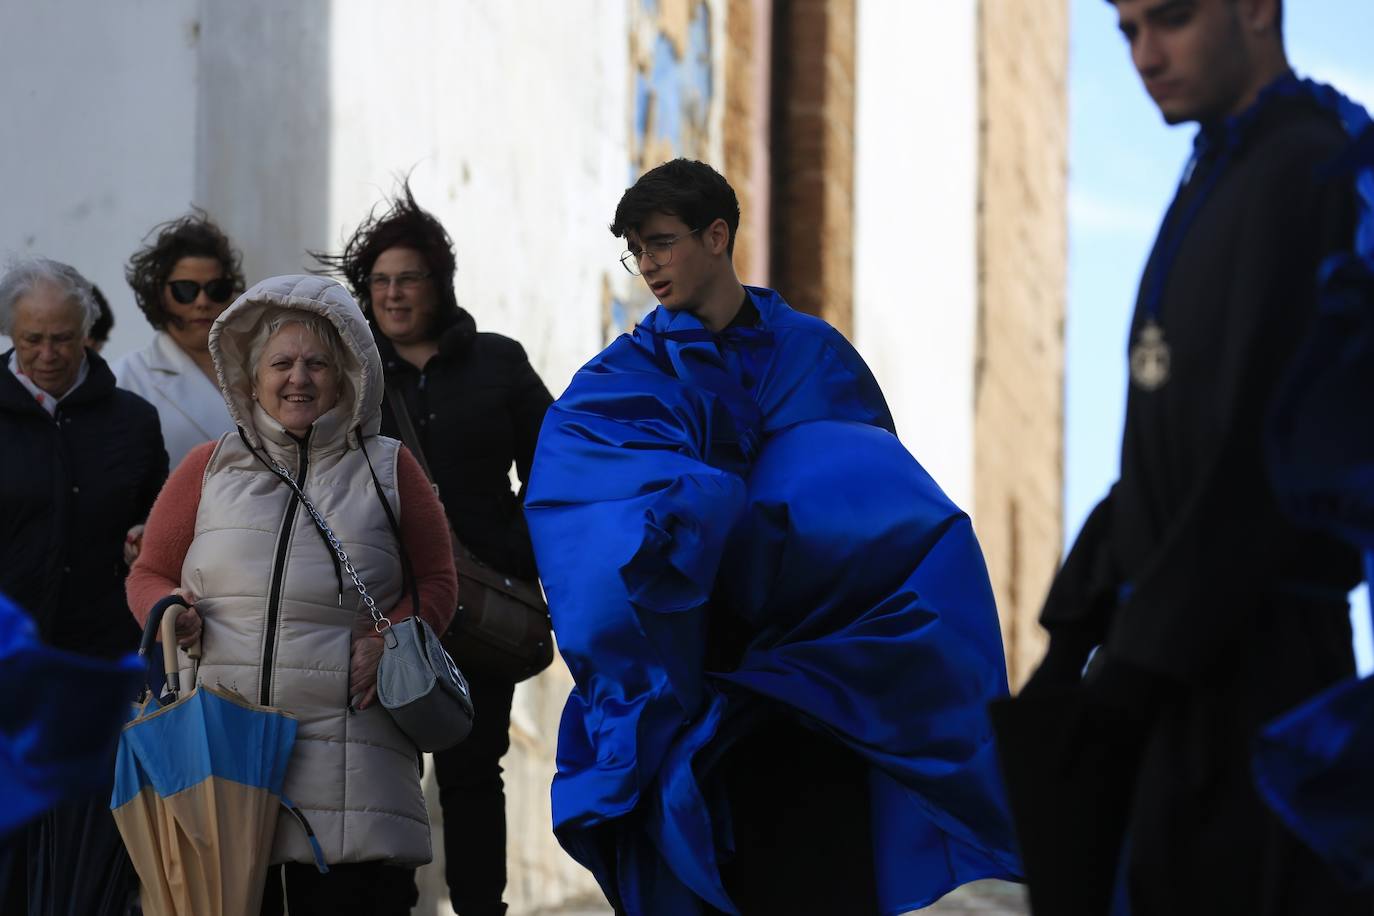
140, 595, 194, 699
160, 611, 180, 695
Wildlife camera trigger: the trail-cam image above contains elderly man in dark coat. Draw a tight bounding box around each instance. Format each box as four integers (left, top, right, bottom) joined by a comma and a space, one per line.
0, 257, 168, 914
0, 257, 167, 654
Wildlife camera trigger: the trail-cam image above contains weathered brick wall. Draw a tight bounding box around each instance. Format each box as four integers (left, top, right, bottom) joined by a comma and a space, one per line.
769, 0, 855, 337
724, 0, 771, 284
974, 0, 1070, 687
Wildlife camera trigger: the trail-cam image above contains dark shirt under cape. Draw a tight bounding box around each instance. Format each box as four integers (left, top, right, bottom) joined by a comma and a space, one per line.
525, 287, 1019, 915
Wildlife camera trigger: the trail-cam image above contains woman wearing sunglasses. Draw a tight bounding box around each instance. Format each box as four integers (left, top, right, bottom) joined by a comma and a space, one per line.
114, 210, 245, 469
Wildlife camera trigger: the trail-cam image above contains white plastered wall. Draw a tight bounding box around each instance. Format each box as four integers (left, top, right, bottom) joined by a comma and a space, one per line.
852, 0, 979, 510
0, 1, 201, 358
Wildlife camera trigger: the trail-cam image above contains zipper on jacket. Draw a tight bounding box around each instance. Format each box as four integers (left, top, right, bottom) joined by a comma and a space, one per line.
259, 435, 310, 705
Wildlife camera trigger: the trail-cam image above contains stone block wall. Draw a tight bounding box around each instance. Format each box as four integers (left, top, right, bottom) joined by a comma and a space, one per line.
973, 0, 1070, 687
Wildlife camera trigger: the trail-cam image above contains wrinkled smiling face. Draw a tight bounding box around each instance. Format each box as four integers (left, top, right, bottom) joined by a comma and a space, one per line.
12, 282, 86, 398
1114, 0, 1255, 125
253, 323, 340, 436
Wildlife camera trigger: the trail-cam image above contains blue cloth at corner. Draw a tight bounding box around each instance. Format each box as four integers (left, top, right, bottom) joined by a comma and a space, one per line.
525, 287, 1020, 915
1254, 672, 1374, 886
0, 590, 143, 838
1260, 78, 1374, 886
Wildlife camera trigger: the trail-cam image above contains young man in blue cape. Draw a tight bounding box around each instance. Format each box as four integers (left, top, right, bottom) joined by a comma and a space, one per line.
524, 159, 1020, 914
997, 1, 1373, 913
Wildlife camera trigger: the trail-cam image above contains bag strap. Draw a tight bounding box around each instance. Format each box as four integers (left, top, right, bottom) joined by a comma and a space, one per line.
356, 427, 421, 623
237, 427, 420, 630
385, 383, 438, 491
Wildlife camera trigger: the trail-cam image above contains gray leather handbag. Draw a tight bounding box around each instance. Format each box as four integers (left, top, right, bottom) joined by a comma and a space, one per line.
376, 615, 474, 751
248, 432, 475, 753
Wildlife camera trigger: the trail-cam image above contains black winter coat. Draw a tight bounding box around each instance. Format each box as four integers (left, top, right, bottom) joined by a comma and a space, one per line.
376, 309, 552, 581
0, 350, 167, 657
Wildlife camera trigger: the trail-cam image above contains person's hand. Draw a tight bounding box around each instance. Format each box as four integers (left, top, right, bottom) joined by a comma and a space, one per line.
171, 588, 202, 648
350, 635, 385, 710
124, 524, 146, 566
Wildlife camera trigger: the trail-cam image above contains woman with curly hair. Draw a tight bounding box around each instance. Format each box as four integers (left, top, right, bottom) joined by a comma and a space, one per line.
114, 210, 245, 469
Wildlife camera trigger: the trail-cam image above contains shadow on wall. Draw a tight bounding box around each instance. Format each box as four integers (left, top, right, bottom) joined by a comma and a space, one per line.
194, 1, 333, 284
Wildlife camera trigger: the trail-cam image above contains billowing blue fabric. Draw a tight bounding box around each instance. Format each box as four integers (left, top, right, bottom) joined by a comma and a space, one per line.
0, 591, 142, 838
1254, 673, 1374, 885
526, 287, 1020, 914
1260, 79, 1374, 884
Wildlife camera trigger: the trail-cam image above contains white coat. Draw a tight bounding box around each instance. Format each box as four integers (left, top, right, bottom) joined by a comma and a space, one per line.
113, 331, 235, 468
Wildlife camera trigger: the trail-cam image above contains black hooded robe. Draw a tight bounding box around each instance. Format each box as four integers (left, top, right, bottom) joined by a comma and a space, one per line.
1001, 90, 1372, 915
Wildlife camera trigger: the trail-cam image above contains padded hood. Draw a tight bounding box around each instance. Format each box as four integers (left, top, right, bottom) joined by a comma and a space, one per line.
208, 275, 383, 449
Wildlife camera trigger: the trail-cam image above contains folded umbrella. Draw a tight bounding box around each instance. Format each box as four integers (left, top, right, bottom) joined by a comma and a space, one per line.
111, 596, 325, 916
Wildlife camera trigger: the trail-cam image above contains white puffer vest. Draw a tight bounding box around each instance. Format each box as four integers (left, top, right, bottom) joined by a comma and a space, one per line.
181, 276, 430, 866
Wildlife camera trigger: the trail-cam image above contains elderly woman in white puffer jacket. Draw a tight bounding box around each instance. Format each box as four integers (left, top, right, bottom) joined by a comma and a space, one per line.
127, 275, 457, 915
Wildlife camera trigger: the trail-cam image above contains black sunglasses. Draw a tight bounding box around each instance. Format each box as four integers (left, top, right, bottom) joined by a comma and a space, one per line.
167, 278, 235, 305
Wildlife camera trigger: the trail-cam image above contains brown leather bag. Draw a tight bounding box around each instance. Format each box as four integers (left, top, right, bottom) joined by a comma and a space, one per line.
386, 384, 554, 683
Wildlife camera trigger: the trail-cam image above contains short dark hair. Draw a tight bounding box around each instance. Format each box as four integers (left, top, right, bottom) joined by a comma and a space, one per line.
125, 209, 245, 331
312, 180, 460, 338
1105, 0, 1283, 36
88, 284, 114, 343
610, 159, 741, 257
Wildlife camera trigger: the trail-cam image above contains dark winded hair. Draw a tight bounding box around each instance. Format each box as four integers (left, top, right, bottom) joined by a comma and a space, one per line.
610, 159, 741, 257
89, 285, 114, 343
312, 180, 460, 337
124, 209, 244, 330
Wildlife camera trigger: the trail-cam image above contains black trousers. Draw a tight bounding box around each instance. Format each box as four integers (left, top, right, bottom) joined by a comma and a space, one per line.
434, 671, 516, 916
711, 718, 880, 916
260, 861, 417, 916
0, 790, 138, 916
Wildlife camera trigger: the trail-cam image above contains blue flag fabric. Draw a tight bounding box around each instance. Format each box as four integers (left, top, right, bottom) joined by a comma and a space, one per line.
0, 591, 142, 838
526, 287, 1020, 915
1258, 79, 1374, 885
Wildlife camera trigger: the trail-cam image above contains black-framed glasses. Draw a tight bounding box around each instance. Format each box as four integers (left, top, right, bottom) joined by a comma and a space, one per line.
619, 228, 703, 276
367, 270, 431, 291
167, 278, 235, 305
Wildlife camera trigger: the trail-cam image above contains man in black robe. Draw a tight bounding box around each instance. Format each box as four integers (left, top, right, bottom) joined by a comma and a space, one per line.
997, 1, 1373, 913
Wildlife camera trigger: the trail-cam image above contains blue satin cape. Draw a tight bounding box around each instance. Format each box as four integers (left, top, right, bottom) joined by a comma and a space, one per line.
525, 287, 1020, 914
0, 591, 142, 837
1259, 79, 1374, 885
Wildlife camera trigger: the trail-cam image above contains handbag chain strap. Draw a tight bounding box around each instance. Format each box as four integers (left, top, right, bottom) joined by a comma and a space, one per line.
262, 451, 393, 634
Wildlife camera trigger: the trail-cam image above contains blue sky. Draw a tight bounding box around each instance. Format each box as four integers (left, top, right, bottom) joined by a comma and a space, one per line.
1065, 0, 1374, 666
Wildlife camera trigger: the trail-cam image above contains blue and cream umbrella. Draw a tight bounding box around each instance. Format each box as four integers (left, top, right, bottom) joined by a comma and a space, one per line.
111, 596, 325, 916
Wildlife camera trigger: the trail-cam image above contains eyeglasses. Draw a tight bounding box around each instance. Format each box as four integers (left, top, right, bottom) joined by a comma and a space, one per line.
619, 228, 703, 276
367, 271, 431, 291
167, 278, 235, 305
